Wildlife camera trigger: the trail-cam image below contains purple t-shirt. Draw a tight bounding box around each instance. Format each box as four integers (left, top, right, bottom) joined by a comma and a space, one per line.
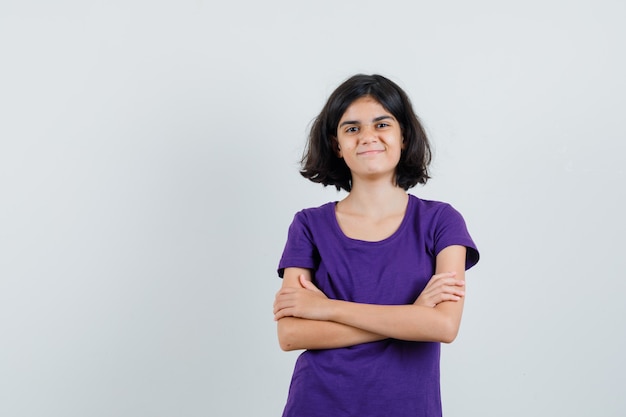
277, 194, 479, 417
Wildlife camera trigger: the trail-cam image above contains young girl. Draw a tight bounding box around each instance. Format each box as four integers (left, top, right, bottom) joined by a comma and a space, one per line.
273, 74, 480, 417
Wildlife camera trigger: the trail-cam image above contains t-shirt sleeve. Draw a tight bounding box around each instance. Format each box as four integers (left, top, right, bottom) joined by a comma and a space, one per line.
434, 204, 480, 270
277, 211, 318, 278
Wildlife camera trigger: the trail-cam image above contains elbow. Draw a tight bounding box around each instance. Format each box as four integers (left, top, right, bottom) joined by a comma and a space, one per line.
438, 319, 461, 344
278, 336, 297, 352
429, 305, 462, 343
280, 342, 298, 352
439, 330, 458, 344
277, 319, 300, 351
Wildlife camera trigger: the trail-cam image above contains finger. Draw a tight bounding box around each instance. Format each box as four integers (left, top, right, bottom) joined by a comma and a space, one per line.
300, 275, 322, 293
274, 299, 296, 315
428, 278, 465, 291
430, 293, 462, 306
276, 287, 297, 298
273, 293, 297, 314
274, 307, 293, 321
273, 301, 282, 315
432, 271, 457, 279
439, 282, 465, 293
436, 286, 465, 298
437, 277, 464, 286
423, 272, 455, 288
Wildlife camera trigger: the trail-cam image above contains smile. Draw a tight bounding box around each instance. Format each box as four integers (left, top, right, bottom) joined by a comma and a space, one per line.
357, 149, 384, 156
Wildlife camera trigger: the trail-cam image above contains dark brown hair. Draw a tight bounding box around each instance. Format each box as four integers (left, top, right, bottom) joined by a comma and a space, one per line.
300, 74, 432, 192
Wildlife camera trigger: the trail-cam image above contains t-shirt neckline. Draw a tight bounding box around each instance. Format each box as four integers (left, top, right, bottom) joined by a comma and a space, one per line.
329, 194, 414, 245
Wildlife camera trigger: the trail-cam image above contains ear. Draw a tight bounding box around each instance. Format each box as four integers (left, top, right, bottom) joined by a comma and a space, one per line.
333, 137, 342, 158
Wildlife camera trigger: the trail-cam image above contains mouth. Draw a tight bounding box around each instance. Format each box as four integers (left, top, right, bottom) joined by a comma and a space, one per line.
357, 149, 384, 156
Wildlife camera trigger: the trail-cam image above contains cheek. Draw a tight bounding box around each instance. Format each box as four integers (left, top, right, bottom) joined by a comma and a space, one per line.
337, 139, 353, 152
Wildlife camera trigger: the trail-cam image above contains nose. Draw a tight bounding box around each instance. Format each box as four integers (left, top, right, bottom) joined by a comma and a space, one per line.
358, 124, 379, 144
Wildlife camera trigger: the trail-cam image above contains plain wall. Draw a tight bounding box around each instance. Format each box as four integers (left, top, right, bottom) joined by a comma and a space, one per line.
1, 1, 625, 416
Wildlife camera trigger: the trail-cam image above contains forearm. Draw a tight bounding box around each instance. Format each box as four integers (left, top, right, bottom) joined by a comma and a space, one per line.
274, 248, 469, 346
277, 316, 387, 351
327, 299, 463, 343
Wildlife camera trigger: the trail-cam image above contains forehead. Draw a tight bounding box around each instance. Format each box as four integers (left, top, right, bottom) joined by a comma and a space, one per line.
339, 96, 392, 121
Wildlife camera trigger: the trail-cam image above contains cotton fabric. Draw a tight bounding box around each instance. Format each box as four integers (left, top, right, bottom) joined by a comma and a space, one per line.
277, 194, 479, 417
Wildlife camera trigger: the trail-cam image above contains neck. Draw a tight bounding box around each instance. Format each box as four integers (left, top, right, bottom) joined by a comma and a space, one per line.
341, 177, 408, 218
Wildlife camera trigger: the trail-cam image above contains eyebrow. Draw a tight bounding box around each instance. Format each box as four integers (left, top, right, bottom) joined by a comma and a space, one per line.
339, 115, 394, 128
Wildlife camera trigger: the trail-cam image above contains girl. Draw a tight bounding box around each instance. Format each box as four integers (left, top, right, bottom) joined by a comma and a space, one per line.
273, 74, 479, 417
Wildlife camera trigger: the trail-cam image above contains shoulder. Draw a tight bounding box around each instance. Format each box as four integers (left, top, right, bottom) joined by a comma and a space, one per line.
286, 201, 337, 237
408, 195, 479, 269
292, 201, 336, 224
407, 194, 472, 238
408, 194, 459, 220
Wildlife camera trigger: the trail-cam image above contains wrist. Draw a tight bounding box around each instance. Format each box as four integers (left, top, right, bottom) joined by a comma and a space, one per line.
324, 299, 341, 322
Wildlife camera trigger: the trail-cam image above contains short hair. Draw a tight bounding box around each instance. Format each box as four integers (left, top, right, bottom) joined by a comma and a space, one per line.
300, 74, 432, 192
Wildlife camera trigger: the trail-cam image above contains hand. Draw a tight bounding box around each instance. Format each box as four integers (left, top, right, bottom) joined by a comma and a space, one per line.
414, 271, 465, 308
273, 275, 330, 321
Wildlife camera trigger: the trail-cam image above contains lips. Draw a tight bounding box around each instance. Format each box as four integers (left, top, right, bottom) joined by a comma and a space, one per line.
357, 149, 384, 156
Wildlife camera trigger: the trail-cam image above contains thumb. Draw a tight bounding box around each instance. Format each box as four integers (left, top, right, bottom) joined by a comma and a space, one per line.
299, 275, 322, 293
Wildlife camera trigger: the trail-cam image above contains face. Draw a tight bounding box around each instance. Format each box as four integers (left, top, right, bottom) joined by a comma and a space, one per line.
335, 96, 404, 183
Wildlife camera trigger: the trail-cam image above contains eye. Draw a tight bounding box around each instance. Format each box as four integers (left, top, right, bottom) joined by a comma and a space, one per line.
377, 122, 389, 129
345, 126, 359, 133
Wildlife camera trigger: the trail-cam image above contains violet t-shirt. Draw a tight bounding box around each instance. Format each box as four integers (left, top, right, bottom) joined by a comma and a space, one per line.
277, 194, 479, 417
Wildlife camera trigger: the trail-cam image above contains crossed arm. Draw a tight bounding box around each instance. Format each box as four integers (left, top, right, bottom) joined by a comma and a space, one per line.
274, 245, 468, 351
